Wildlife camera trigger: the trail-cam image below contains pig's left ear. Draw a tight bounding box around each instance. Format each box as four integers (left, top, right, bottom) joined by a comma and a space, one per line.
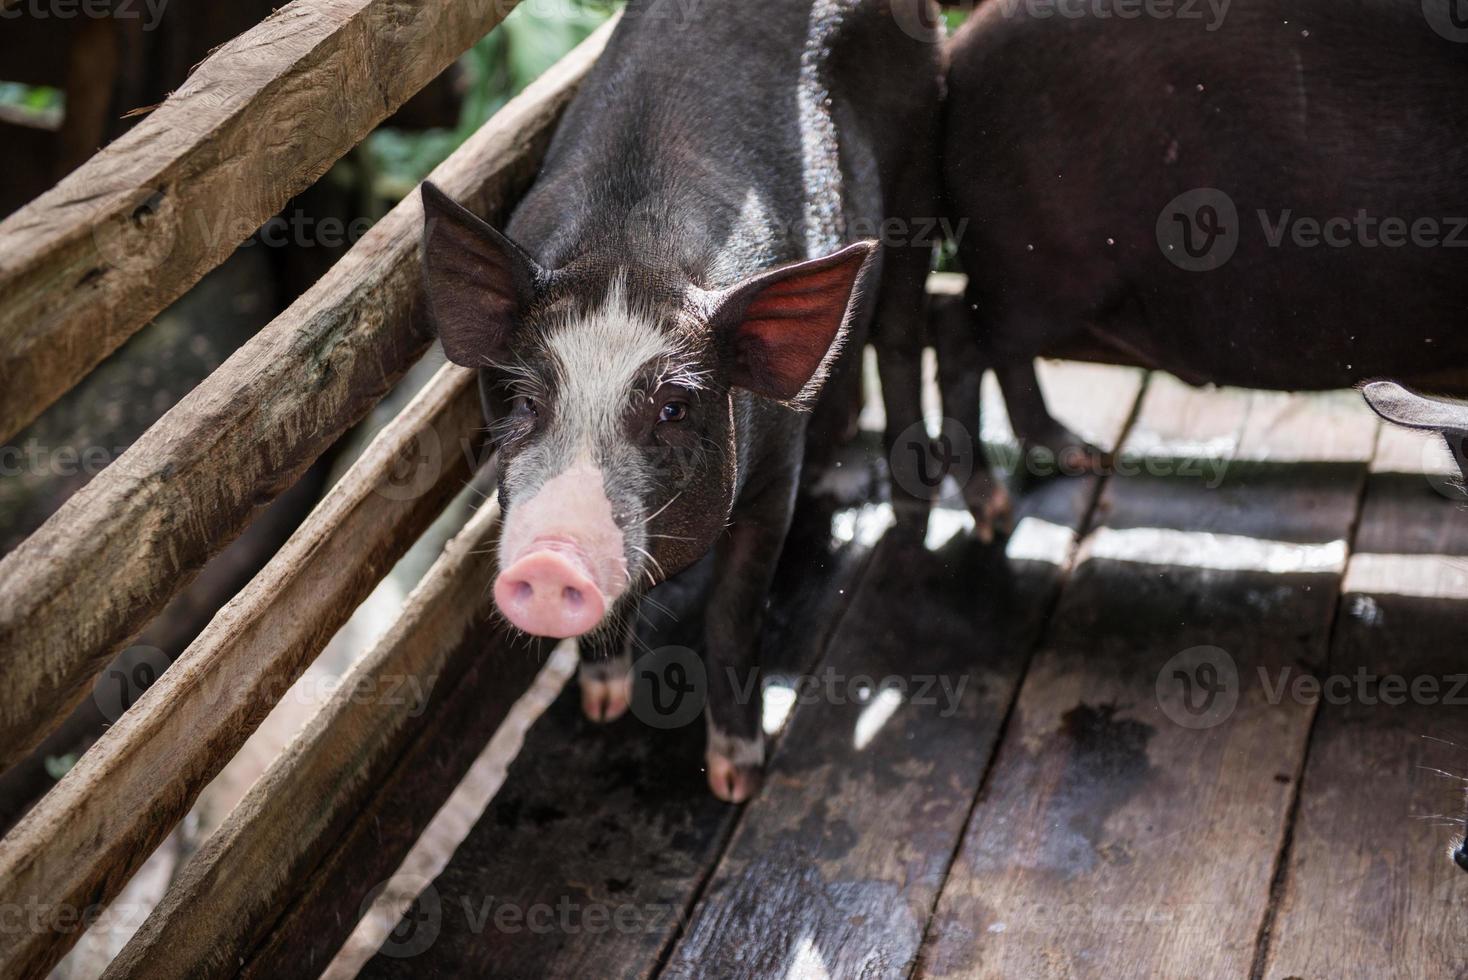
420, 181, 549, 369
709, 240, 878, 406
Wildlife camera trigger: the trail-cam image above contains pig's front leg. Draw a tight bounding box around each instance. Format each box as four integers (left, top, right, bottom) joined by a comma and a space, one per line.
994, 358, 1111, 480
578, 616, 633, 723
700, 476, 796, 803
931, 295, 1012, 542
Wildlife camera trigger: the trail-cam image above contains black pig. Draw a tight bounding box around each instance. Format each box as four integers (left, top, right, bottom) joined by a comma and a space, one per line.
936, 0, 1468, 533
421, 0, 944, 800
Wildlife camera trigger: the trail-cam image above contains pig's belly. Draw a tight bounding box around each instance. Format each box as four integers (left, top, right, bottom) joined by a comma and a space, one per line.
1089, 302, 1464, 393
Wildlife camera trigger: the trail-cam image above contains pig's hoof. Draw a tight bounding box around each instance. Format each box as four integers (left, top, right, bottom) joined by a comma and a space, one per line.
706, 753, 763, 803
579, 659, 631, 723
967, 478, 1013, 544
706, 725, 764, 803
1024, 426, 1111, 480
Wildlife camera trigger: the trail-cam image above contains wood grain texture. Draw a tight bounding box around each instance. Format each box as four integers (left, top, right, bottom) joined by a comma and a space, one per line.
918, 378, 1380, 979
99, 498, 549, 980
358, 448, 886, 980
0, 0, 525, 443
0, 20, 614, 773
660, 364, 1145, 980
0, 364, 484, 980
1261, 423, 1468, 979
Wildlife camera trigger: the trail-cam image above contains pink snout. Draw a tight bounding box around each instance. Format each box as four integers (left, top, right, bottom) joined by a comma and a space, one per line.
494, 546, 607, 638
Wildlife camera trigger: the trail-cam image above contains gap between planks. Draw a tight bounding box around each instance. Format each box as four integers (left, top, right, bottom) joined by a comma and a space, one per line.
1246, 419, 1383, 980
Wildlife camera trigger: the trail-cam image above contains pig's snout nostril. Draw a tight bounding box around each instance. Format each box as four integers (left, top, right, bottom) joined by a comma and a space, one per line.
493, 547, 607, 639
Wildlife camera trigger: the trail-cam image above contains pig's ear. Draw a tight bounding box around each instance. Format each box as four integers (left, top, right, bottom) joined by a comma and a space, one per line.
1362, 381, 1468, 435
421, 181, 548, 368
1362, 380, 1468, 481
710, 240, 878, 405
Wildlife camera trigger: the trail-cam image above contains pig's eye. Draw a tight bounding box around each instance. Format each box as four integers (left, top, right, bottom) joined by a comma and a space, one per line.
658, 400, 689, 424
511, 396, 538, 418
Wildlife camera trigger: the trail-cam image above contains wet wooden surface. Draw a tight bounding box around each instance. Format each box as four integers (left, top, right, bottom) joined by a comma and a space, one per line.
662, 364, 1143, 979
1261, 424, 1468, 979
356, 370, 1468, 979
918, 379, 1380, 978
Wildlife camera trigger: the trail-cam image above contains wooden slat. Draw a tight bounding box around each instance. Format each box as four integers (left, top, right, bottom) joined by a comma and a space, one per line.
357, 444, 886, 979
0, 0, 527, 443
659, 364, 1143, 979
918, 378, 1379, 978
0, 364, 484, 980
0, 20, 614, 772
101, 498, 552, 980
1261, 423, 1468, 978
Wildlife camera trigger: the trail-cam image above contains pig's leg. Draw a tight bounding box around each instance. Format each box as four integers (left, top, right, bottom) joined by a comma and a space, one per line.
577, 617, 633, 723
931, 292, 1012, 542
871, 241, 937, 528
700, 473, 797, 803
993, 357, 1111, 481
871, 107, 945, 529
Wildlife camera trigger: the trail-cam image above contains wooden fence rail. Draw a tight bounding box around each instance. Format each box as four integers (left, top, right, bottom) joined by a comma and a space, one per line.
0, 363, 482, 979
0, 0, 527, 445
102, 500, 551, 980
0, 20, 614, 773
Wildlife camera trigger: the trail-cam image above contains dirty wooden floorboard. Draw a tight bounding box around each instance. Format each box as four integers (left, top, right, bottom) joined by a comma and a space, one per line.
918, 379, 1380, 978
660, 364, 1144, 979
1261, 423, 1468, 979
350, 374, 1468, 979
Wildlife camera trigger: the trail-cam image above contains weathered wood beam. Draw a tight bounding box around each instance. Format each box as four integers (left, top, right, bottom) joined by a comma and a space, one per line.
100, 498, 545, 980
0, 20, 613, 772
0, 0, 526, 443
0, 362, 481, 980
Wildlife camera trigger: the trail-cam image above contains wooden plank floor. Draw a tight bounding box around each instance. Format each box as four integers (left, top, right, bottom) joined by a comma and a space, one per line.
349, 369, 1468, 979
661, 364, 1142, 980
919, 380, 1379, 978
1260, 423, 1468, 978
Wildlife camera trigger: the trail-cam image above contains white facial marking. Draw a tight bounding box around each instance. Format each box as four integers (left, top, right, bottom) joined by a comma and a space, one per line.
542, 275, 673, 451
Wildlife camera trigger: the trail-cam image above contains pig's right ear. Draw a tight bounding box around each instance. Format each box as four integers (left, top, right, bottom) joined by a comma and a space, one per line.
421, 181, 547, 368
1362, 380, 1468, 479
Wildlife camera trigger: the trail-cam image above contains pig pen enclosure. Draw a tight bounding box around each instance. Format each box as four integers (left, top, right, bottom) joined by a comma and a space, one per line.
2, 4, 1468, 979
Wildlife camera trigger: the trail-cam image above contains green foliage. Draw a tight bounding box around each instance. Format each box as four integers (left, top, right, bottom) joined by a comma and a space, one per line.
0, 82, 64, 124
364, 1, 617, 202
44, 753, 77, 781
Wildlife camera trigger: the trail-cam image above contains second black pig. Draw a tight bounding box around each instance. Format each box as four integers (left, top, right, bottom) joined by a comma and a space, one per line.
936, 0, 1468, 534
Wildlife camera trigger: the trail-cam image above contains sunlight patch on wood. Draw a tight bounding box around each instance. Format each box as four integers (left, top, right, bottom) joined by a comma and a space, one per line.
1084, 526, 1348, 575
